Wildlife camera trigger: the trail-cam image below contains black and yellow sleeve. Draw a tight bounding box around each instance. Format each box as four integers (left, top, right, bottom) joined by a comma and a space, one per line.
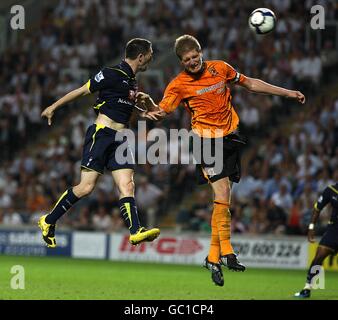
86, 80, 92, 93
87, 68, 113, 93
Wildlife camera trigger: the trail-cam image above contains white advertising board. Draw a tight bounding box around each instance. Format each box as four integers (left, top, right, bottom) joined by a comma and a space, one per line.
72, 232, 107, 259
108, 234, 308, 269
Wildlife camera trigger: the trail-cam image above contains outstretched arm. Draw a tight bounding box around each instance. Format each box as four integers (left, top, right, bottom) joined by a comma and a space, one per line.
136, 92, 166, 120
41, 83, 91, 125
239, 77, 305, 104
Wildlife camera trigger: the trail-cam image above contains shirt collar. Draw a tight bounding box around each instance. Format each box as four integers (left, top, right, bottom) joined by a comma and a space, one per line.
120, 60, 135, 78
184, 61, 207, 78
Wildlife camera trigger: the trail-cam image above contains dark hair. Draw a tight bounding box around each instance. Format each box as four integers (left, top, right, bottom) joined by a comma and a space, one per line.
125, 38, 152, 59
175, 35, 201, 59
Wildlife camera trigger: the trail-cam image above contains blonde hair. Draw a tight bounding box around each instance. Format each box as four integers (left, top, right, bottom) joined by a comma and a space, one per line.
174, 35, 201, 60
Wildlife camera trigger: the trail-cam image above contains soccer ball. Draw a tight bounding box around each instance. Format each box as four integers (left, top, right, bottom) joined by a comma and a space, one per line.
248, 8, 276, 34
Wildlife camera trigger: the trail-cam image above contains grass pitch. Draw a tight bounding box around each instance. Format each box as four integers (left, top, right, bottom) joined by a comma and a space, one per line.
0, 255, 337, 300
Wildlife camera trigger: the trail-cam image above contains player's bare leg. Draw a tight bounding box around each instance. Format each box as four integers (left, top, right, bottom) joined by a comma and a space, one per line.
39, 169, 99, 247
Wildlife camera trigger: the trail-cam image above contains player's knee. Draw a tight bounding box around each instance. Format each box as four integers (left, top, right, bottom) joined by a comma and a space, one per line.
74, 182, 95, 197
214, 193, 230, 203
214, 186, 231, 202
214, 183, 231, 202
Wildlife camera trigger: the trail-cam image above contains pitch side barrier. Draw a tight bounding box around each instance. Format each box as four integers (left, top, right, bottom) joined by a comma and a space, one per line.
0, 226, 337, 271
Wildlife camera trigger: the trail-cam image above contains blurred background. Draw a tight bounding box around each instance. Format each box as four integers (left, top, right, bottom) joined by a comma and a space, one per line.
0, 0, 337, 240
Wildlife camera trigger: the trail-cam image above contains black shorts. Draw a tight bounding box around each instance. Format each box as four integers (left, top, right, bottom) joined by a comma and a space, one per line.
81, 124, 135, 174
319, 223, 338, 252
193, 130, 247, 185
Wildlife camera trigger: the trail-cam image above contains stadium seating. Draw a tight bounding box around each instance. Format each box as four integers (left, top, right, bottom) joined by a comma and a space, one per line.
0, 0, 337, 237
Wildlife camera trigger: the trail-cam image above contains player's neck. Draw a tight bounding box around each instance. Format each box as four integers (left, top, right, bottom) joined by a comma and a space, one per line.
124, 58, 138, 75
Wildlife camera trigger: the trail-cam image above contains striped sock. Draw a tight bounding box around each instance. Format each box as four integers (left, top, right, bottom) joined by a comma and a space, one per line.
45, 188, 80, 224
118, 197, 141, 234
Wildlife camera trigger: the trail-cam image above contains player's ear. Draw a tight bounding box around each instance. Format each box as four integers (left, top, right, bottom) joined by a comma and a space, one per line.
138, 53, 144, 62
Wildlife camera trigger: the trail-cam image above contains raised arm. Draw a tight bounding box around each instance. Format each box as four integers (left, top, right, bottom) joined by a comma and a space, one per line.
239, 77, 305, 104
41, 83, 91, 125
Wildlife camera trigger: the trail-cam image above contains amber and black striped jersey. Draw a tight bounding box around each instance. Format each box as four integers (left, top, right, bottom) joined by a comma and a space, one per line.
86, 60, 138, 125
314, 183, 338, 224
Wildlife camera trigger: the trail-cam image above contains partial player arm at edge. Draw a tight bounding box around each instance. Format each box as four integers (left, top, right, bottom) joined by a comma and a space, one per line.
239, 77, 306, 104
41, 83, 91, 125
307, 207, 321, 243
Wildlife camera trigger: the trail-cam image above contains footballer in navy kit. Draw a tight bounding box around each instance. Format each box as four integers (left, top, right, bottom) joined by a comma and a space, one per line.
39, 38, 160, 248
82, 60, 141, 175
295, 181, 338, 298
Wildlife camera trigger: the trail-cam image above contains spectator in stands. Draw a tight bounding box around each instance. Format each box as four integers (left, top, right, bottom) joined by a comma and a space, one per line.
0, 187, 12, 209
287, 198, 303, 235
271, 182, 293, 213
3, 207, 23, 226
110, 207, 126, 232
266, 199, 287, 234
72, 207, 93, 231
189, 189, 212, 232
92, 206, 112, 232
135, 175, 163, 228
264, 169, 291, 201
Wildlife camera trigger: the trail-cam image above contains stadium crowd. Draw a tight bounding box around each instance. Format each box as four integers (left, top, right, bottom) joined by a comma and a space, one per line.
0, 0, 337, 235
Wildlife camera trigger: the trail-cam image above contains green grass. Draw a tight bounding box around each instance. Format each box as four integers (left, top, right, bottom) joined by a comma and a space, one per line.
0, 255, 337, 300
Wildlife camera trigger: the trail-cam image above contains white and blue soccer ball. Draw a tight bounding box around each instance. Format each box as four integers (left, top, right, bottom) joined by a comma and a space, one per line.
248, 8, 276, 34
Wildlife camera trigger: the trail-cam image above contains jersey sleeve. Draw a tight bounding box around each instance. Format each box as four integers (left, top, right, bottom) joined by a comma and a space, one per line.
314, 187, 331, 211
223, 62, 246, 84
87, 68, 115, 93
158, 78, 183, 113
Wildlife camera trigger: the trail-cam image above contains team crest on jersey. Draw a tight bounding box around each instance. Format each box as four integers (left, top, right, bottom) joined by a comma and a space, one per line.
94, 71, 104, 82
208, 66, 219, 77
